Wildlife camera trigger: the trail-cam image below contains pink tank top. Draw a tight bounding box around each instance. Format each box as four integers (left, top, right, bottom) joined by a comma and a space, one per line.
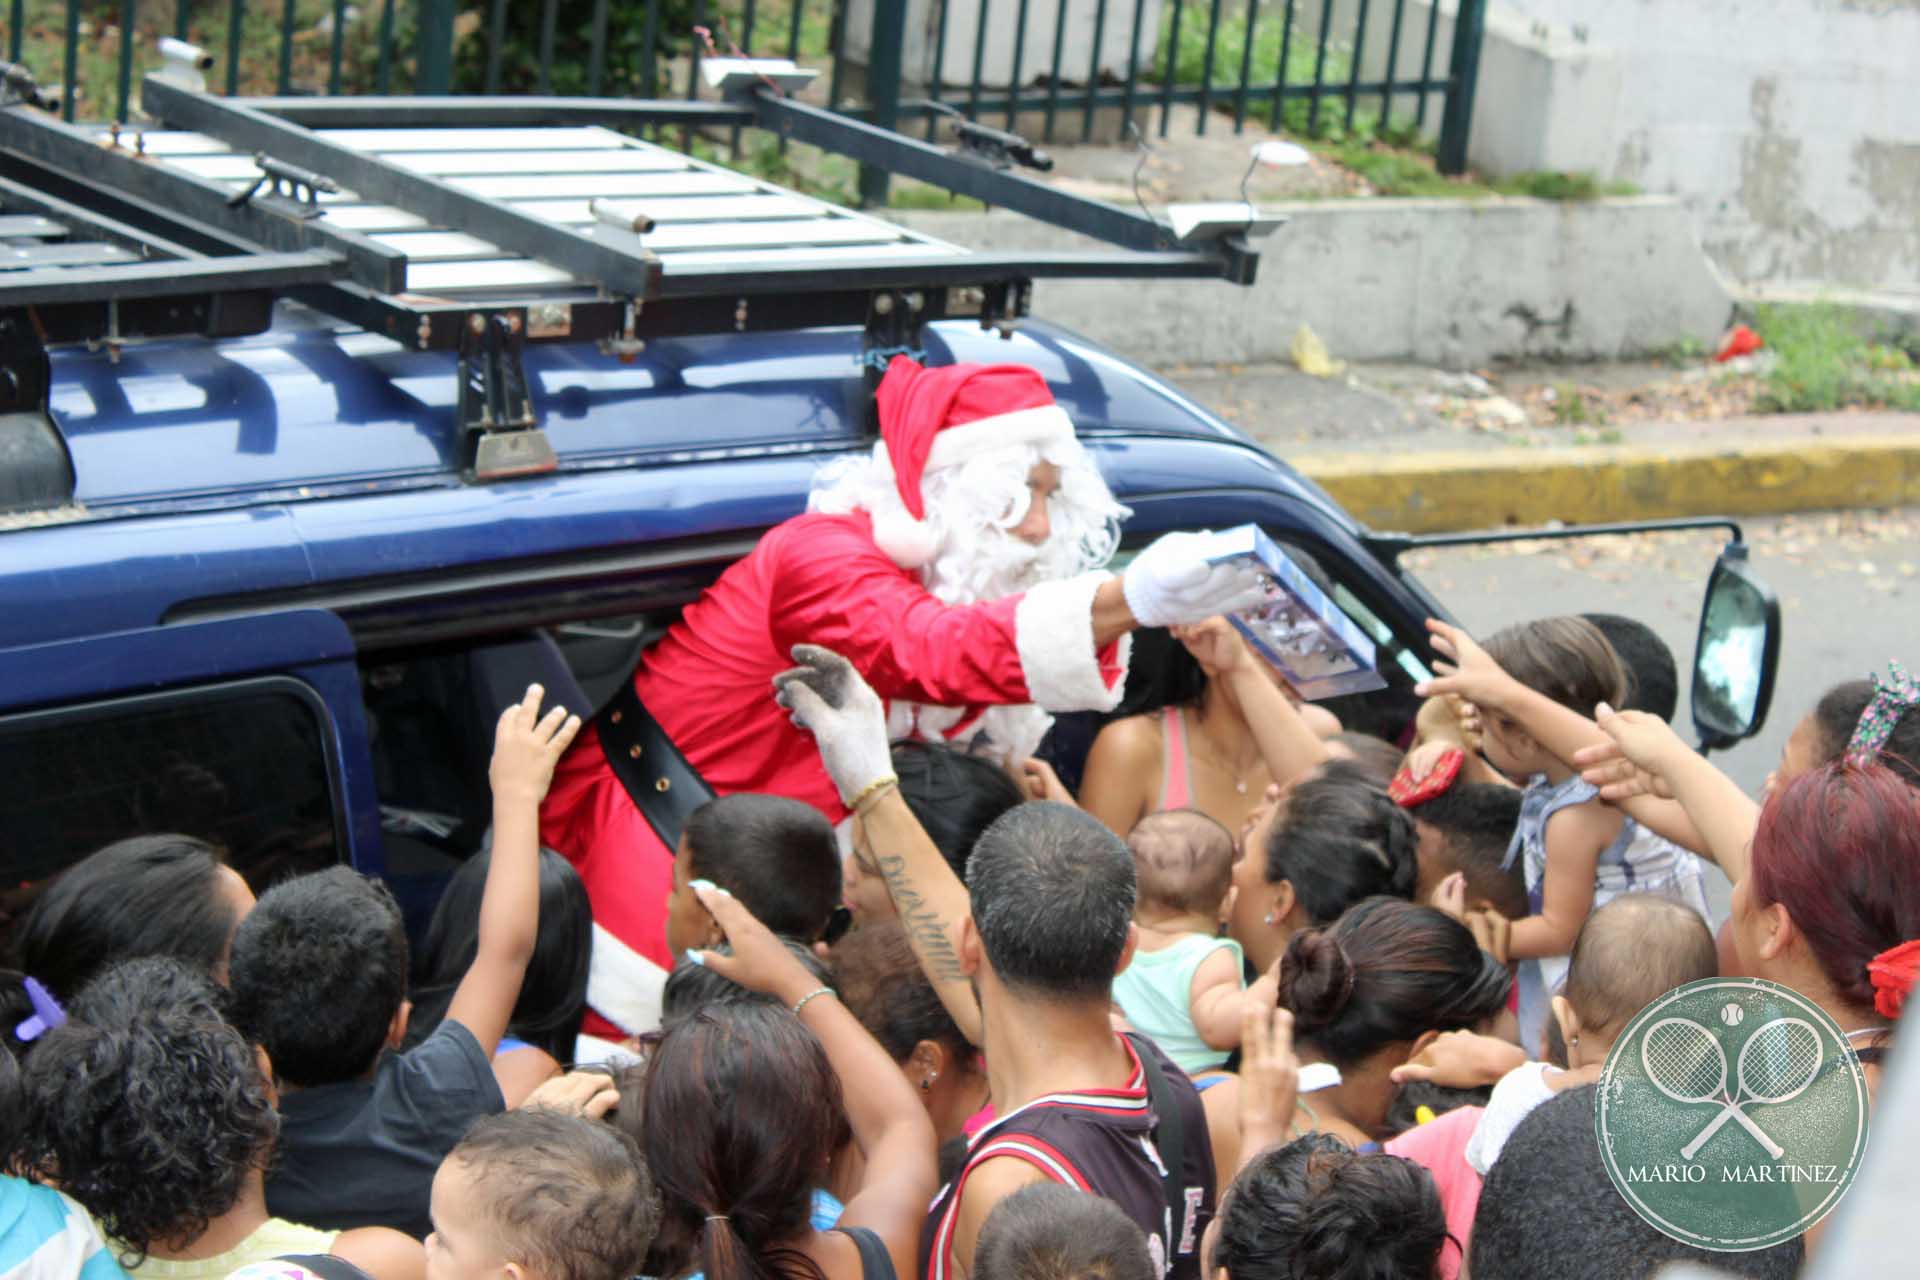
1159, 706, 1195, 811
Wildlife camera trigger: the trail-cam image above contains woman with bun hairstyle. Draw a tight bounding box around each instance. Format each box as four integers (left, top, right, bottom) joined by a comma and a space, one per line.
1276, 898, 1512, 1147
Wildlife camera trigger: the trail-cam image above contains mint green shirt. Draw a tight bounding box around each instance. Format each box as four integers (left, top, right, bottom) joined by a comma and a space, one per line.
1113, 933, 1246, 1075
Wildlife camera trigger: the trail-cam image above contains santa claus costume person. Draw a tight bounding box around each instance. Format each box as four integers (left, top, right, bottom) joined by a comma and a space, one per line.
540, 356, 1268, 1035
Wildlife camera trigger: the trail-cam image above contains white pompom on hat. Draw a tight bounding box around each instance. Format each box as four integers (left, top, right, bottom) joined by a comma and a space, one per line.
869, 355, 1077, 568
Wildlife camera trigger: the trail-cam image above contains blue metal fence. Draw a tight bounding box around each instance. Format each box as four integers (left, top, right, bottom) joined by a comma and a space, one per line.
2, 0, 1489, 181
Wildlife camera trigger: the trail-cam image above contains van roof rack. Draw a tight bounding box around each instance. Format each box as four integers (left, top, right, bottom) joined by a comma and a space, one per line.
0, 70, 1271, 478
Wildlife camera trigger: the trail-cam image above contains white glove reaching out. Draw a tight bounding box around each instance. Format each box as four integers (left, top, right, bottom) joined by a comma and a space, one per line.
773, 645, 896, 807
1122, 531, 1271, 629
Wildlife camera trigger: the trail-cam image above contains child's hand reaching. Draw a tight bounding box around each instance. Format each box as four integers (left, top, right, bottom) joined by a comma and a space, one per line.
1415, 619, 1521, 711
1572, 703, 1688, 801
1017, 757, 1077, 805
489, 684, 583, 806
689, 880, 821, 1008
1172, 615, 1256, 679
1235, 996, 1299, 1166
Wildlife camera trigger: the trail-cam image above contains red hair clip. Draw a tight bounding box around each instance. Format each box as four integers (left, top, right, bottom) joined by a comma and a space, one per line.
1867, 939, 1920, 1021
1389, 747, 1464, 808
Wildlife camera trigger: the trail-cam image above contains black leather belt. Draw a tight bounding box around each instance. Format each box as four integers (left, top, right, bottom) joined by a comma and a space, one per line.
596, 677, 714, 851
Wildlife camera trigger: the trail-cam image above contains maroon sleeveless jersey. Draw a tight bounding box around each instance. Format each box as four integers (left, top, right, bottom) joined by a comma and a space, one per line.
924, 1035, 1215, 1280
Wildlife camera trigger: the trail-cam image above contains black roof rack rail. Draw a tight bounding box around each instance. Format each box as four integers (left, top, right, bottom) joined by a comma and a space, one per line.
0, 70, 1273, 480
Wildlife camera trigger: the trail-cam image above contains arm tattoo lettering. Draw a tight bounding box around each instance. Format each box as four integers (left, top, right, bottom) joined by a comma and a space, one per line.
877, 853, 967, 984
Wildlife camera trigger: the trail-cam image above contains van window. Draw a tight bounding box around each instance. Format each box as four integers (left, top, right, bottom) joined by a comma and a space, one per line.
0, 678, 342, 932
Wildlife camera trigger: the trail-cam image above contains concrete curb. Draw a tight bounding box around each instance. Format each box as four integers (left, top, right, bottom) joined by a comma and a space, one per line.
1296, 433, 1920, 533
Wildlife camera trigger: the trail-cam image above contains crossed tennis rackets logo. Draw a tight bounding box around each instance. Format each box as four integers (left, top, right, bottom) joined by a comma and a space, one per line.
1640, 1015, 1824, 1160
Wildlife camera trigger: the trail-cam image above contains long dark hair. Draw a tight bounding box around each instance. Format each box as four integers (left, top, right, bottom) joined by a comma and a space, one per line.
1264, 762, 1418, 924
642, 1002, 849, 1280
404, 847, 591, 1060
15, 834, 241, 1000
1279, 897, 1511, 1069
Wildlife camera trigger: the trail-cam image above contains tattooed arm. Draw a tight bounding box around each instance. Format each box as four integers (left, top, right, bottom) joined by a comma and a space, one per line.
858, 793, 986, 1045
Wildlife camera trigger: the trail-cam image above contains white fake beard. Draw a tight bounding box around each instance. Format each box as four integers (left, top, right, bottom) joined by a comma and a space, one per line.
814, 439, 1127, 767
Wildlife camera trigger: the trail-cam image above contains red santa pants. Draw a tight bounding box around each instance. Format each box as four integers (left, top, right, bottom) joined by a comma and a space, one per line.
539, 723, 676, 1038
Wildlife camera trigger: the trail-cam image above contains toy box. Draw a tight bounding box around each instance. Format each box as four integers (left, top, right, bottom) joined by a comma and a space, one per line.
1200, 525, 1387, 701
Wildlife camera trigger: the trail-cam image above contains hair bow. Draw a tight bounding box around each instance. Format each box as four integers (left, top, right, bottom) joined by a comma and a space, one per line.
1845, 660, 1920, 767
1867, 939, 1920, 1022
15, 977, 66, 1043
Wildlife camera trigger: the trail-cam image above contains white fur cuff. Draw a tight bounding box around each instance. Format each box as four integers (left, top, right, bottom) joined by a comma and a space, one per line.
1015, 572, 1131, 711
586, 921, 667, 1036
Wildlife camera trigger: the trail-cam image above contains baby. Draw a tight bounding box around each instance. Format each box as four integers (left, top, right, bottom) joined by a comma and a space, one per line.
427, 1108, 659, 1280
1466, 893, 1717, 1173
1112, 809, 1266, 1075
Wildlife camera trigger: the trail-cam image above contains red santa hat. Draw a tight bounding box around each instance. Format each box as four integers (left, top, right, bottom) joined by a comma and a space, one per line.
870, 355, 1077, 568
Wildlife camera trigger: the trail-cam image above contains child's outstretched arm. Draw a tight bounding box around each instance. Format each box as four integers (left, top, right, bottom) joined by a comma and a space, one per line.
1418, 620, 1709, 854
692, 882, 936, 1280
1575, 706, 1759, 884
1176, 616, 1330, 787
447, 684, 582, 1058
1507, 803, 1608, 960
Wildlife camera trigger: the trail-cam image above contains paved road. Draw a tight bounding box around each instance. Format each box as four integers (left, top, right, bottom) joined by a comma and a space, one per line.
1404, 507, 1920, 917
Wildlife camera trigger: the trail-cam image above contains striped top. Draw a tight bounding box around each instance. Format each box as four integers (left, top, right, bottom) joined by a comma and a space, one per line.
924, 1035, 1213, 1280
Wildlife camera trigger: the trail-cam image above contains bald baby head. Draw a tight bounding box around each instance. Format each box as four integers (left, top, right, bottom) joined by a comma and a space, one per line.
1128, 809, 1235, 918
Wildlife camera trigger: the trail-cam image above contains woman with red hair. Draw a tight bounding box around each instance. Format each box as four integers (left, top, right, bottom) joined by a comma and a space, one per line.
1576, 691, 1920, 1077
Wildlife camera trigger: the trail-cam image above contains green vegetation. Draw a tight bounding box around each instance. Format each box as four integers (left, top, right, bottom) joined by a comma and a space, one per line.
1551, 383, 1607, 427
1752, 303, 1920, 413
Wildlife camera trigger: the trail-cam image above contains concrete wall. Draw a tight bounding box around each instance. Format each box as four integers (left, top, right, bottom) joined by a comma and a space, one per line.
843, 0, 1164, 90
1494, 0, 1920, 296
890, 196, 1734, 368
1300, 0, 1920, 295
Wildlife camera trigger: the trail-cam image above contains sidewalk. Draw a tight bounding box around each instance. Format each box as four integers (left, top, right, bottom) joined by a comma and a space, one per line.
1160, 361, 1920, 532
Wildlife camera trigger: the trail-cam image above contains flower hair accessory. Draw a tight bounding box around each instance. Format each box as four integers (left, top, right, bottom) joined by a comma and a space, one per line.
1866, 939, 1920, 1021
1845, 660, 1920, 766
14, 977, 66, 1043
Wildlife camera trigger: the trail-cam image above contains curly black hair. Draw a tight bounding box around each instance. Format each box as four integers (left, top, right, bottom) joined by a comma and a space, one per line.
227, 864, 408, 1087
18, 957, 277, 1265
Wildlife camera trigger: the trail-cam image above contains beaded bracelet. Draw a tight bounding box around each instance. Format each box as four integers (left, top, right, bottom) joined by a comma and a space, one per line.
791, 986, 836, 1017
847, 774, 900, 816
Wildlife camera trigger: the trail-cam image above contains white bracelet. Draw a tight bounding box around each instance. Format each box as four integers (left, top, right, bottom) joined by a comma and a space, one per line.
791, 986, 836, 1017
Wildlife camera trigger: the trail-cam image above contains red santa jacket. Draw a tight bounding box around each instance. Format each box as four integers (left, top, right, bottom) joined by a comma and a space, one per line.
632, 510, 1128, 819
538, 510, 1129, 1034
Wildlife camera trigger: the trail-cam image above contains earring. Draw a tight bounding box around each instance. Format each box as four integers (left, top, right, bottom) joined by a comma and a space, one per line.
1264, 910, 1278, 926
1569, 1036, 1580, 1049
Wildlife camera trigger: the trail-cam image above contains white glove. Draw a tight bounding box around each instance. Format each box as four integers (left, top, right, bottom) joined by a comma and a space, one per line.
772, 645, 895, 807
1122, 531, 1271, 628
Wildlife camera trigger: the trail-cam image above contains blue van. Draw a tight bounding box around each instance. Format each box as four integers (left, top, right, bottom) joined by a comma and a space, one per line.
0, 71, 1778, 926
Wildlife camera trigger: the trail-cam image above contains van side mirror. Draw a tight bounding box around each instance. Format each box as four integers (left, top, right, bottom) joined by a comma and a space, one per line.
1691, 542, 1781, 753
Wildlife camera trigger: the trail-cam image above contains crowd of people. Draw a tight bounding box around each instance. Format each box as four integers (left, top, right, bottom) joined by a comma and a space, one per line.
4, 358, 1917, 1280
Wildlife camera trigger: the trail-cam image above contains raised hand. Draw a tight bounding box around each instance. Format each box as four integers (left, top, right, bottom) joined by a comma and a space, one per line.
521, 1070, 620, 1119
1414, 619, 1521, 711
489, 683, 583, 805
1389, 1029, 1526, 1089
689, 881, 822, 1006
1236, 994, 1300, 1161
1571, 702, 1688, 801
773, 644, 894, 807
1017, 756, 1076, 805
1172, 615, 1256, 679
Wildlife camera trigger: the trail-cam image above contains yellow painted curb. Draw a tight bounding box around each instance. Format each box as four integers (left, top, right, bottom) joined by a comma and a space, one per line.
1296, 433, 1920, 534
